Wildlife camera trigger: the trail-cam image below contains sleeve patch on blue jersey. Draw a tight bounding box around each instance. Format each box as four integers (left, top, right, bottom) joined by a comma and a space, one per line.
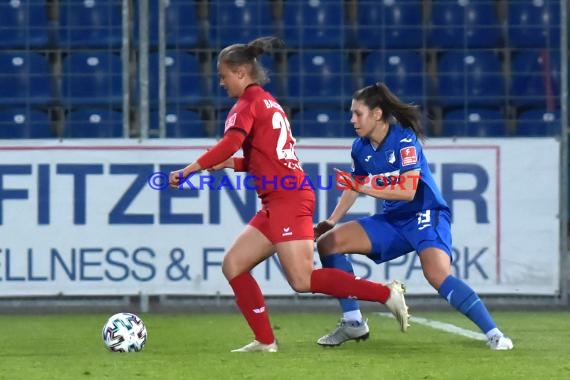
400, 146, 417, 166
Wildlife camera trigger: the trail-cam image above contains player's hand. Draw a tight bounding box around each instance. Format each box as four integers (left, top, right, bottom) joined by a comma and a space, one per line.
314, 220, 335, 241
169, 170, 185, 188
334, 168, 357, 191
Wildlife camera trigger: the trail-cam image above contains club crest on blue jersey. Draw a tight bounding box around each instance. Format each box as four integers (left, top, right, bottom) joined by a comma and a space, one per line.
350, 124, 449, 215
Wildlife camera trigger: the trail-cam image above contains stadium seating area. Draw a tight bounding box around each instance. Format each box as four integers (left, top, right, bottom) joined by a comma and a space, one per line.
0, 0, 566, 138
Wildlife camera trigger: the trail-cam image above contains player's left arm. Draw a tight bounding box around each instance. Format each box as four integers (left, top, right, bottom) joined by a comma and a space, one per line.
170, 102, 256, 186
207, 156, 248, 172
353, 169, 420, 201
169, 129, 246, 187
339, 135, 423, 201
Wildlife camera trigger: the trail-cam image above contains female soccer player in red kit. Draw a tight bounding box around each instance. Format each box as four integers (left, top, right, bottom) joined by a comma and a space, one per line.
169, 36, 409, 352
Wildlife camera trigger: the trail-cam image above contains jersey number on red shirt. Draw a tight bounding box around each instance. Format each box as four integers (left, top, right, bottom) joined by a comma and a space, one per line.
272, 112, 298, 164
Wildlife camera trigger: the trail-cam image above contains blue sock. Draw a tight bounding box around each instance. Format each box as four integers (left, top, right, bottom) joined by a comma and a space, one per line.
320, 254, 360, 313
438, 275, 497, 334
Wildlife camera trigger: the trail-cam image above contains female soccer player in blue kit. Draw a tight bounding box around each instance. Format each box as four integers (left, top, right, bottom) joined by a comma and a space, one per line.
314, 82, 513, 350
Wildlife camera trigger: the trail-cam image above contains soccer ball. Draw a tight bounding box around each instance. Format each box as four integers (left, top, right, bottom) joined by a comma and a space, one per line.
102, 312, 147, 352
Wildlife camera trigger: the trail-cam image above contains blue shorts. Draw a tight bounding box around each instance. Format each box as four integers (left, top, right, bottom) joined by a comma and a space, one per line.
358, 209, 452, 264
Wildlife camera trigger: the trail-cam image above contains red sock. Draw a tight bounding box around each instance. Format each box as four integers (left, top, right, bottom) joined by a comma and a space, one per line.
229, 272, 275, 344
310, 268, 391, 303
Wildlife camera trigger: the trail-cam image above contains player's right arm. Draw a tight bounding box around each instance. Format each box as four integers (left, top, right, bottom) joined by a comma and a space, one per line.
314, 189, 359, 240
326, 189, 359, 225
315, 146, 365, 239
232, 157, 248, 172
327, 145, 366, 223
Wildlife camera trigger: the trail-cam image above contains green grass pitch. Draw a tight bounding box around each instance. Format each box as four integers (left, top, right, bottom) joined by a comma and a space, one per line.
0, 311, 568, 380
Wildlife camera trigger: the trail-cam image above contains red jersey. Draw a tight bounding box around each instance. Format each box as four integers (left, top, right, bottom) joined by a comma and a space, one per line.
224, 85, 306, 196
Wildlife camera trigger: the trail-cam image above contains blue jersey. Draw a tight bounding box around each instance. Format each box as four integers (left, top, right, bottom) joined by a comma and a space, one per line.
350, 124, 449, 216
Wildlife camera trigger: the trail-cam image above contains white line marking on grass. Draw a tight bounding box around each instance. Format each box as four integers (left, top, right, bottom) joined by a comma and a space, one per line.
376, 312, 487, 341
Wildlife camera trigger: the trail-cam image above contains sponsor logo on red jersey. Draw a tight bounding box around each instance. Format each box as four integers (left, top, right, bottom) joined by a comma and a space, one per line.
224, 113, 237, 132
400, 146, 417, 166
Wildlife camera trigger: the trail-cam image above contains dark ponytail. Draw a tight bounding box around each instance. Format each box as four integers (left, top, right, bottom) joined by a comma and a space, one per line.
245, 36, 285, 57
353, 82, 425, 141
218, 36, 285, 86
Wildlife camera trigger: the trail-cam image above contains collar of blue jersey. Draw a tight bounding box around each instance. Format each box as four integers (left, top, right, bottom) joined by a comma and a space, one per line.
366, 123, 394, 151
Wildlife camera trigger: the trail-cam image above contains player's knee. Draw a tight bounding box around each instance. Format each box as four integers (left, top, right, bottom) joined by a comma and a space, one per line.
421, 259, 451, 289
221, 257, 237, 280
423, 270, 449, 290
316, 235, 335, 255
287, 275, 311, 293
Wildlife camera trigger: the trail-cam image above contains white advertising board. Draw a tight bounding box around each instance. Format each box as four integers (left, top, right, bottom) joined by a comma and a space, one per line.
0, 138, 560, 296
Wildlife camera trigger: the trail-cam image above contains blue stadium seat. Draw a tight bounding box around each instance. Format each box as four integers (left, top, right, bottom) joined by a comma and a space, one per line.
58, 0, 122, 48
441, 108, 507, 137
214, 107, 232, 136
510, 51, 562, 110
64, 108, 123, 138
142, 0, 200, 48
62, 52, 123, 106
362, 51, 427, 105
150, 109, 205, 138
0, 0, 50, 48
0, 52, 52, 106
287, 51, 352, 107
355, 0, 423, 49
0, 108, 54, 139
208, 0, 274, 47
292, 108, 350, 137
507, 1, 561, 48
516, 109, 560, 136
283, 0, 345, 48
149, 52, 202, 106
210, 57, 227, 109
436, 51, 505, 110
430, 1, 501, 49
260, 54, 285, 98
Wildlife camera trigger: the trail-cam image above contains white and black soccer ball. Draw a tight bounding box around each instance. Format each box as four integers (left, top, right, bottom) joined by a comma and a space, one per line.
102, 312, 147, 352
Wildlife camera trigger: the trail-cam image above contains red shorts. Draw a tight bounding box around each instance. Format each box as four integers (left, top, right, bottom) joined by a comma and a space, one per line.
249, 189, 315, 244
